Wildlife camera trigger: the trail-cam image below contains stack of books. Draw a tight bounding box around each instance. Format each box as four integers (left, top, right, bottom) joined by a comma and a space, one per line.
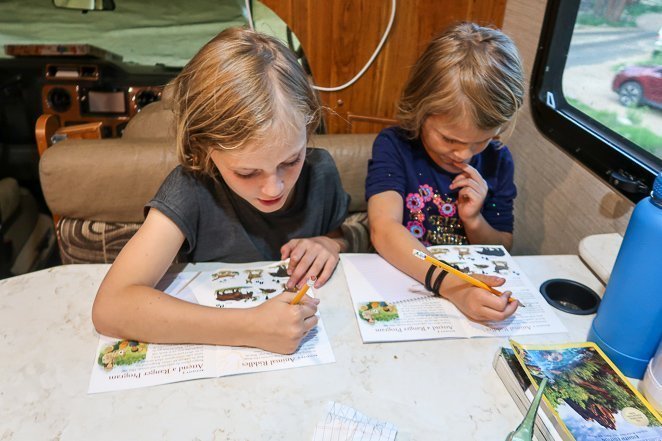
494, 341, 662, 441
494, 346, 563, 441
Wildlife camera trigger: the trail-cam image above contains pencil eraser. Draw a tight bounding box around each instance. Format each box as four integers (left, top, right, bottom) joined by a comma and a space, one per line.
412, 249, 426, 259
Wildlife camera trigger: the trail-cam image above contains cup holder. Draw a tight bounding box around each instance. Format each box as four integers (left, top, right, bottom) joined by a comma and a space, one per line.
539, 279, 601, 315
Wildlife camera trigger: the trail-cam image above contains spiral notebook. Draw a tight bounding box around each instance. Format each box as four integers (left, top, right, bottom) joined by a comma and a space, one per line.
341, 246, 567, 343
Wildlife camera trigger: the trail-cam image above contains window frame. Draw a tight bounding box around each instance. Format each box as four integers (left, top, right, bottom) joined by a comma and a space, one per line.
530, 0, 661, 203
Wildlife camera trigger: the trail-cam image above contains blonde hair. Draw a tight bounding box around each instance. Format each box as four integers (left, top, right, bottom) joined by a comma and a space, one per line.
172, 27, 321, 176
397, 22, 525, 138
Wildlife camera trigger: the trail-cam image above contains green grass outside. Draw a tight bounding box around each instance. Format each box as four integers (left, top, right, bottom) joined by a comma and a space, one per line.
577, 14, 635, 27
626, 2, 662, 19
567, 98, 662, 158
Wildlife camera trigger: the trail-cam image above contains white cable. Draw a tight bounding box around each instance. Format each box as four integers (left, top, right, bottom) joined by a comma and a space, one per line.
313, 0, 396, 92
245, 0, 396, 93
245, 0, 255, 30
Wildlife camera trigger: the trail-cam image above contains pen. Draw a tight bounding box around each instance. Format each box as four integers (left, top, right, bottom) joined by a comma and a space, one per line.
412, 249, 524, 307
289, 276, 316, 305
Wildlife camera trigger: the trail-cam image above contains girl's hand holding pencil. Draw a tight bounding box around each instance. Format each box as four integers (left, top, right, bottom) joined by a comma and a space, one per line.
248, 283, 319, 355
413, 249, 521, 323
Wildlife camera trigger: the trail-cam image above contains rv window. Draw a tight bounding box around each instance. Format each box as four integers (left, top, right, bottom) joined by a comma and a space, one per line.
531, 0, 662, 202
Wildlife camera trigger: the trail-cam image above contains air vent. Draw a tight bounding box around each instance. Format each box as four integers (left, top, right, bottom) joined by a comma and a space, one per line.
45, 64, 99, 81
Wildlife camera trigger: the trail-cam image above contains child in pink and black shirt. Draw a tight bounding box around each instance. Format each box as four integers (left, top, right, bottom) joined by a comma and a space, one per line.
366, 22, 524, 323
366, 126, 516, 246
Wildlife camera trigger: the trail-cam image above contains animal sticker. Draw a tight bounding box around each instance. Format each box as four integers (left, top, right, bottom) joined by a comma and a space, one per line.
358, 301, 399, 324
211, 270, 239, 281
98, 340, 148, 371
216, 286, 254, 302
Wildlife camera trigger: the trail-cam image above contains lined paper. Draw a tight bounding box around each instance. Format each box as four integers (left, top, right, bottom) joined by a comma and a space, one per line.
313, 402, 398, 441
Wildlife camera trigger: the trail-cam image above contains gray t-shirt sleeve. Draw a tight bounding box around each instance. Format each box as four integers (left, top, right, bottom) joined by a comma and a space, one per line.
145, 166, 200, 253
309, 148, 350, 233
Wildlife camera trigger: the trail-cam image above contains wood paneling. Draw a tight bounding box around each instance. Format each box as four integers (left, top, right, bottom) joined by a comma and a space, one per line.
262, 0, 506, 134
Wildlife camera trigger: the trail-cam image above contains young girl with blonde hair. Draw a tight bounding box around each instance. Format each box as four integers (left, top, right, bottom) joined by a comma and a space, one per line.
366, 22, 525, 323
93, 27, 350, 355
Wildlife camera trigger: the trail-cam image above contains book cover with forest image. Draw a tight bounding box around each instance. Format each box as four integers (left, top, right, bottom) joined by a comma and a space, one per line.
511, 341, 662, 440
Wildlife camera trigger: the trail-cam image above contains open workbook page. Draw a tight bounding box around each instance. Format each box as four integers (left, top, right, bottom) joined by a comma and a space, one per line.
88, 262, 334, 393
341, 246, 566, 343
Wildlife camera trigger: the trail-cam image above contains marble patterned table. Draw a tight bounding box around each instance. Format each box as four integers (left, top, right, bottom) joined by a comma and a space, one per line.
0, 255, 604, 441
578, 233, 622, 284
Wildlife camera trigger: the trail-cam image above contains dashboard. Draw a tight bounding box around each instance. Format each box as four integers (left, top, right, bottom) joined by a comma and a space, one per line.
41, 71, 162, 138
2, 44, 178, 140
0, 43, 179, 187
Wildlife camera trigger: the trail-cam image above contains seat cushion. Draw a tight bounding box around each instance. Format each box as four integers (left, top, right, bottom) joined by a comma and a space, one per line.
57, 211, 372, 264
57, 218, 140, 264
41, 134, 376, 222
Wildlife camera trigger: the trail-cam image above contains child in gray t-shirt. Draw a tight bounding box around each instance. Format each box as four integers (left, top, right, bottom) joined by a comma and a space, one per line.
92, 27, 349, 355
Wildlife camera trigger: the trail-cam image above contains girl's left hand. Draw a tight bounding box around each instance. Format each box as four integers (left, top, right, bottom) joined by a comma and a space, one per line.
280, 236, 341, 289
449, 162, 488, 223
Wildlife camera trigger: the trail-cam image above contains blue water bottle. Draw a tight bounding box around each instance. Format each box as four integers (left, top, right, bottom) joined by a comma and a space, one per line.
588, 171, 662, 379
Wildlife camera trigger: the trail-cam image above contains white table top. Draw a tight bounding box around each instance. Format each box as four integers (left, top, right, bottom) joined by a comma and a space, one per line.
0, 255, 605, 441
578, 233, 622, 285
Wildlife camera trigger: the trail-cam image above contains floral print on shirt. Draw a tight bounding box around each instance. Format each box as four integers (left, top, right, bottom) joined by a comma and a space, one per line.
405, 184, 468, 245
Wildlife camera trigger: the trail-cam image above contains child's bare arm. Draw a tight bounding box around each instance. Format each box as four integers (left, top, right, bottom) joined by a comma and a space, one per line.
92, 209, 318, 354
368, 191, 518, 322
368, 191, 436, 283
461, 215, 513, 250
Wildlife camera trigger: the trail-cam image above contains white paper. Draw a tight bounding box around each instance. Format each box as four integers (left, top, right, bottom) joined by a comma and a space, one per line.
190, 260, 296, 309
342, 246, 566, 343
88, 265, 335, 393
313, 401, 398, 441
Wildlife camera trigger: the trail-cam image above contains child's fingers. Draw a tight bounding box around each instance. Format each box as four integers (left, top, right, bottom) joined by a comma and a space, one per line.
452, 178, 484, 195
302, 253, 337, 289
472, 274, 506, 287
300, 257, 326, 290
290, 252, 321, 285
297, 298, 319, 318
280, 240, 296, 260
473, 288, 509, 311
453, 162, 484, 181
297, 294, 320, 308
476, 293, 516, 322
315, 258, 337, 288
482, 294, 519, 321
450, 177, 476, 190
503, 296, 519, 315
476, 307, 511, 322
302, 314, 319, 333
458, 187, 481, 203
287, 249, 314, 288
286, 240, 306, 275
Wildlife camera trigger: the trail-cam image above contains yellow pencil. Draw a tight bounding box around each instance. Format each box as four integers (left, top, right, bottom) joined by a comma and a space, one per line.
289, 277, 316, 305
412, 249, 524, 306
